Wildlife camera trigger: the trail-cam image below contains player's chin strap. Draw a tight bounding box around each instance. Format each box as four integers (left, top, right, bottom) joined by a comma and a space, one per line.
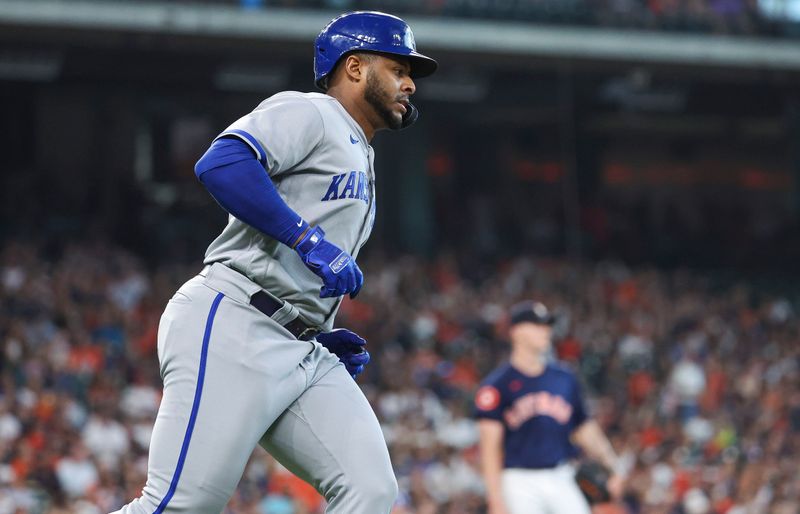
399, 102, 419, 129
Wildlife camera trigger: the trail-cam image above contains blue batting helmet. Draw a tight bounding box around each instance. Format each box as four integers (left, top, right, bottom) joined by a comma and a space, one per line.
314, 11, 438, 90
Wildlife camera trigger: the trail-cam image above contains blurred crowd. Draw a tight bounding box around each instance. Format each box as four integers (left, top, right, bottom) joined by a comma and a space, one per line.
225, 0, 793, 37
1, 239, 799, 514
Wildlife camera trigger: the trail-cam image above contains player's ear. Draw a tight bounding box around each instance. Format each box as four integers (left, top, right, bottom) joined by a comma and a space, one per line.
343, 53, 369, 84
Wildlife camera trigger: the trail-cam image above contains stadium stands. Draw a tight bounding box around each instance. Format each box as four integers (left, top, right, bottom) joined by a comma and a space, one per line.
1, 240, 797, 513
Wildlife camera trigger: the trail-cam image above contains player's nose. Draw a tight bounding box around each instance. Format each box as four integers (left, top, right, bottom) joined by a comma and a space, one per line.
402, 76, 416, 96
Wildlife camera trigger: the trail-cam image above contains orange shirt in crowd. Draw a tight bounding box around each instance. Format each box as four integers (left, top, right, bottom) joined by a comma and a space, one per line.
593, 503, 627, 514
627, 370, 655, 406
268, 470, 323, 512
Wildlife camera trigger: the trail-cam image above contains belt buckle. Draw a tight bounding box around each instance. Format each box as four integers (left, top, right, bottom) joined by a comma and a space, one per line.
297, 326, 322, 341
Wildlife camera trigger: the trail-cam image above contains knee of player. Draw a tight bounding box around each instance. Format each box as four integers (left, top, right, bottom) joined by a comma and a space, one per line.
325, 466, 398, 508
353, 467, 399, 505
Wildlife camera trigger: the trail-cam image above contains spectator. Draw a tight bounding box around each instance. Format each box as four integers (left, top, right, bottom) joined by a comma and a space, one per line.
1, 239, 799, 512
82, 409, 130, 469
55, 442, 99, 499
668, 354, 707, 422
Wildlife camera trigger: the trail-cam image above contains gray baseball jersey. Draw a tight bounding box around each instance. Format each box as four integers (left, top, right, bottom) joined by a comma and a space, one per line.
204, 91, 376, 330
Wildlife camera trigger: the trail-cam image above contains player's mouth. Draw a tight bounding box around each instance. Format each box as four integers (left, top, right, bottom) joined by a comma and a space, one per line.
395, 99, 409, 114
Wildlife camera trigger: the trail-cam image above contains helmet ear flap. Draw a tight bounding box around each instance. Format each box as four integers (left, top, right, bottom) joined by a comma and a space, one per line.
314, 42, 331, 90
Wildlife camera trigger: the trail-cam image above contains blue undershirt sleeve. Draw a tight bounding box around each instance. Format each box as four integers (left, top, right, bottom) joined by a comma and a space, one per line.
194, 137, 309, 247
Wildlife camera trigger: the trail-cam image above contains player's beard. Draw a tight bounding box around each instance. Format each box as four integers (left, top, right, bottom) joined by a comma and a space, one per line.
364, 69, 403, 131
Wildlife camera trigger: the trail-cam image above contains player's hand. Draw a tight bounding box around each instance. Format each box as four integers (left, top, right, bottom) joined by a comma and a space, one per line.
316, 328, 370, 379
293, 226, 363, 299
607, 473, 625, 500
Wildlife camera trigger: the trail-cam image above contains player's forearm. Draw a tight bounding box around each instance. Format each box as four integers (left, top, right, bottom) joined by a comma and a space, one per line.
572, 420, 619, 472
478, 425, 507, 506
195, 137, 309, 248
482, 462, 506, 507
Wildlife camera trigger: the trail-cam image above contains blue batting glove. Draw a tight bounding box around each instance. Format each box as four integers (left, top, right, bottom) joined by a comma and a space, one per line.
294, 227, 364, 299
316, 328, 371, 379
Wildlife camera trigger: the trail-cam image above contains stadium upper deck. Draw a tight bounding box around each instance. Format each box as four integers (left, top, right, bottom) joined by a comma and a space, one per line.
19, 0, 798, 37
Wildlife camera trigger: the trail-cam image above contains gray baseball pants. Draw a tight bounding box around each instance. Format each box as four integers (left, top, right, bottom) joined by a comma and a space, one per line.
111, 263, 397, 513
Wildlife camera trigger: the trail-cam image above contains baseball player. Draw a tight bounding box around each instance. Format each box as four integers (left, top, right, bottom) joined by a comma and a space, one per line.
112, 11, 436, 514
475, 301, 624, 514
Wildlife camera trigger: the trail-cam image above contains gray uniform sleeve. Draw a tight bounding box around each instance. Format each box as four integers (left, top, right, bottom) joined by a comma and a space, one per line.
216, 94, 325, 177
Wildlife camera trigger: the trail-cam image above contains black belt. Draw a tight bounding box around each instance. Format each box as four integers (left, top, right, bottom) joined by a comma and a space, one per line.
249, 290, 321, 341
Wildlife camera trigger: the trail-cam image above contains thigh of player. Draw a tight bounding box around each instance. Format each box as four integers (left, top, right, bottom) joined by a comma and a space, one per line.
543, 464, 592, 514
114, 278, 313, 514
259, 352, 398, 514
501, 469, 549, 514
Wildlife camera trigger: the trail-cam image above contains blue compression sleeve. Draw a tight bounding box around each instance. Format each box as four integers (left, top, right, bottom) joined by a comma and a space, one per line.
195, 137, 309, 247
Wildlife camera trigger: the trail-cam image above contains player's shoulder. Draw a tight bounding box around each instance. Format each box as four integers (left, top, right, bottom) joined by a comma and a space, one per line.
480, 362, 515, 388
256, 91, 332, 109
475, 363, 513, 414
246, 92, 328, 133
545, 361, 580, 381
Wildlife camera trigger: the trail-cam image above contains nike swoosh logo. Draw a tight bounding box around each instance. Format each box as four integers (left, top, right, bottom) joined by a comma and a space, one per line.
296, 219, 303, 227
350, 134, 359, 144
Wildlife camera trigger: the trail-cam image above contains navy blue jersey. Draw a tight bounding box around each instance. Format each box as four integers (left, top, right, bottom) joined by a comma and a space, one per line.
474, 362, 588, 469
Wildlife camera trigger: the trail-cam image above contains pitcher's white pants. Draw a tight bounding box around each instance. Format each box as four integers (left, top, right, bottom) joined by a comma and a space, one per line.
111, 263, 397, 514
502, 464, 591, 514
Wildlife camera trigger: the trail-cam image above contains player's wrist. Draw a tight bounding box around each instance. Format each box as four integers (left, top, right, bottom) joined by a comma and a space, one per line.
598, 448, 623, 477
287, 220, 312, 249
293, 225, 323, 256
